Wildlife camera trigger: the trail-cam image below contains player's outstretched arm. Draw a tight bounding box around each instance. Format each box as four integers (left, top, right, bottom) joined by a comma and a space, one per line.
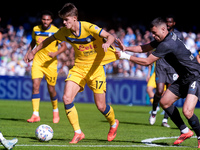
115, 38, 154, 53
27, 35, 56, 62
116, 51, 159, 66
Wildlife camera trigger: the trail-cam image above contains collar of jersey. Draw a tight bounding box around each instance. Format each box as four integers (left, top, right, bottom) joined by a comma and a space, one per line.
42, 24, 51, 31
71, 21, 81, 37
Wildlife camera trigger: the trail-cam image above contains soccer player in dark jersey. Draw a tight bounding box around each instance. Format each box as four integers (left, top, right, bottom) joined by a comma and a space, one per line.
149, 15, 183, 127
166, 15, 184, 40
116, 17, 200, 148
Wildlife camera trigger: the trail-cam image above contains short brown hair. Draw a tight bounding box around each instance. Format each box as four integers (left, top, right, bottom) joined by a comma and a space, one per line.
150, 17, 166, 28
58, 3, 78, 18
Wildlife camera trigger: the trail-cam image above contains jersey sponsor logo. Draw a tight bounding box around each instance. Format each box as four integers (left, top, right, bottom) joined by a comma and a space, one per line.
78, 44, 97, 51
83, 49, 97, 56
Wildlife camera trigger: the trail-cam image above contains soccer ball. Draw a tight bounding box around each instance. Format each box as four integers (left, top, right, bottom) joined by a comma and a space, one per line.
35, 124, 53, 141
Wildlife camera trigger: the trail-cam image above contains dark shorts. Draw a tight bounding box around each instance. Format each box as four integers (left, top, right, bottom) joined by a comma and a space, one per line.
155, 65, 178, 84
168, 78, 200, 98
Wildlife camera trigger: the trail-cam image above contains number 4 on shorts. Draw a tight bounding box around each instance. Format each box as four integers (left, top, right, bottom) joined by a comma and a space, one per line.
191, 81, 196, 89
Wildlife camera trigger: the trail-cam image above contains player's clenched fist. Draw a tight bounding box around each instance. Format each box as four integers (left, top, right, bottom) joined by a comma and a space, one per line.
27, 51, 34, 62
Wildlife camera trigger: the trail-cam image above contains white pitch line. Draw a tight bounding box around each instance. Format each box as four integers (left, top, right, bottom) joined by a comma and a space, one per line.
0, 136, 197, 148
141, 136, 197, 148
0, 144, 152, 148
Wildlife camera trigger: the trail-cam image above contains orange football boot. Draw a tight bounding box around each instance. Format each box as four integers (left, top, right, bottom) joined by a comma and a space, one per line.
69, 132, 85, 144
107, 119, 119, 142
174, 129, 193, 145
198, 139, 200, 148
27, 114, 40, 123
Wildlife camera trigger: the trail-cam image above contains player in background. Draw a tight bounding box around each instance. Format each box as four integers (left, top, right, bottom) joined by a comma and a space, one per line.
24, 11, 67, 123
0, 132, 18, 150
149, 15, 183, 127
27, 3, 119, 144
146, 57, 156, 104
196, 50, 200, 63
116, 17, 200, 148
146, 57, 161, 115
166, 15, 184, 40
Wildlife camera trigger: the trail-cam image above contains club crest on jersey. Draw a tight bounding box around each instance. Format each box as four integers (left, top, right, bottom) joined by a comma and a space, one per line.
173, 73, 178, 81
65, 35, 96, 44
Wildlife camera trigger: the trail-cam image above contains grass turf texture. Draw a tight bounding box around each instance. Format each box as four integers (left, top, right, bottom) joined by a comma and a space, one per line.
0, 100, 199, 149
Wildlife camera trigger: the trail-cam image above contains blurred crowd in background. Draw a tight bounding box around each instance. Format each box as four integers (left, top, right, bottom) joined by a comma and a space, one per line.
0, 17, 200, 79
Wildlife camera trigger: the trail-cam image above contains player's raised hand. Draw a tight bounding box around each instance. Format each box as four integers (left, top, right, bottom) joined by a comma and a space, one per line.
102, 43, 110, 52
114, 38, 126, 51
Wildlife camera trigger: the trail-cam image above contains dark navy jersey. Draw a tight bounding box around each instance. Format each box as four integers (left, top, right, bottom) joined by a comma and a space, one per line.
173, 29, 184, 41
156, 29, 183, 68
151, 32, 200, 84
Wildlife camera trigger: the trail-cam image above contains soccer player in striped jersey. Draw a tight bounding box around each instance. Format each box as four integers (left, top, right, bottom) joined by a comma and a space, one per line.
24, 10, 67, 123
27, 3, 119, 144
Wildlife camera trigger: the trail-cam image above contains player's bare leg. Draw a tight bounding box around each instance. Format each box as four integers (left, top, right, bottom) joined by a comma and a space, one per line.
147, 86, 155, 104
63, 81, 85, 144
32, 78, 42, 95
47, 84, 60, 123
27, 78, 42, 123
94, 92, 119, 142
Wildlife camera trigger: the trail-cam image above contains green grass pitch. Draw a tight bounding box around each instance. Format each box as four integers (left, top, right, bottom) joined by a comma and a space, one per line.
0, 100, 199, 149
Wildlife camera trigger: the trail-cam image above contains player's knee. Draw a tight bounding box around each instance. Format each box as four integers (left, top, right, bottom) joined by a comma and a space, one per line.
156, 89, 163, 96
96, 104, 106, 113
160, 100, 170, 109
183, 108, 193, 119
32, 86, 40, 94
146, 87, 151, 93
62, 94, 72, 105
32, 84, 40, 94
48, 85, 56, 95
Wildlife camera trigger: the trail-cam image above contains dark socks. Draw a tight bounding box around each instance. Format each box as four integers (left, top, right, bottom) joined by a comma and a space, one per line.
153, 94, 161, 112
188, 114, 200, 137
164, 105, 187, 131
164, 111, 169, 119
